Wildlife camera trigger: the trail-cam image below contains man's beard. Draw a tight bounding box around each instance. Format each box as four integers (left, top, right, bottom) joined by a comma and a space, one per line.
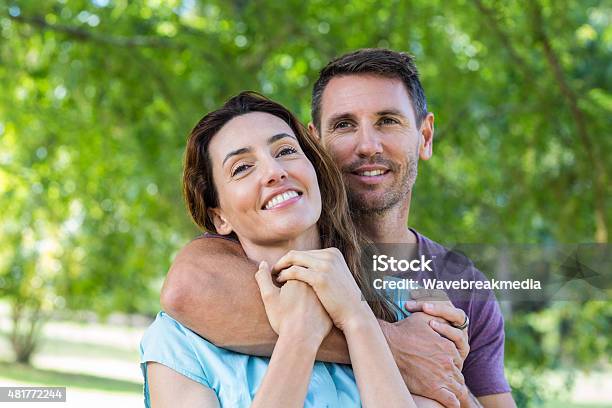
345, 154, 418, 216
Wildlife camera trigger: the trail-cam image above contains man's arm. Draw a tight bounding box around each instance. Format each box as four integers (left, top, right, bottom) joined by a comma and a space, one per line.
477, 394, 515, 408
160, 236, 350, 362
162, 237, 477, 406
401, 292, 516, 408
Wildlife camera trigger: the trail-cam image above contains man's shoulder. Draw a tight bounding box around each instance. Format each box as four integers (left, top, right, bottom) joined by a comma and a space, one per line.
413, 228, 486, 281
169, 233, 247, 273
412, 228, 451, 257
412, 228, 504, 306
182, 232, 245, 257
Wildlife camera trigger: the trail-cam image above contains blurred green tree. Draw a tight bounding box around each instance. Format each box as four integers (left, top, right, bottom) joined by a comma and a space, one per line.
0, 1, 609, 405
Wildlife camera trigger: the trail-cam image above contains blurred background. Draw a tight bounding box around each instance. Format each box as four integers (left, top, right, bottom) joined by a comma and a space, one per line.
0, 0, 610, 407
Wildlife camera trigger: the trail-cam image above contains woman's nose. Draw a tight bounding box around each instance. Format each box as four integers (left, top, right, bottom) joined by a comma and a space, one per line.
261, 158, 288, 186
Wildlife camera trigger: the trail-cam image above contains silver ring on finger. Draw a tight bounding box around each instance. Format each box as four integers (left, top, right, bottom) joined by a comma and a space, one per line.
452, 314, 469, 330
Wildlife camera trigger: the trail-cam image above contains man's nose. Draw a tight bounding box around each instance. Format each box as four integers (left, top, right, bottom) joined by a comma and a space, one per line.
355, 125, 383, 158
261, 157, 288, 185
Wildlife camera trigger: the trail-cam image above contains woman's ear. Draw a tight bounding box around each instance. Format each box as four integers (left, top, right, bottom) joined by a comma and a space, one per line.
208, 208, 233, 235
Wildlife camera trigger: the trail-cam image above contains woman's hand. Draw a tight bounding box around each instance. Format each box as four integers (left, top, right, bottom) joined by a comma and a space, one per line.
272, 248, 370, 331
273, 250, 420, 408
255, 261, 332, 346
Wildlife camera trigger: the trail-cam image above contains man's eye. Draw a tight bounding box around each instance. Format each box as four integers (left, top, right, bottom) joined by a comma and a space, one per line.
276, 146, 297, 157
334, 121, 353, 130
380, 117, 399, 125
232, 163, 251, 176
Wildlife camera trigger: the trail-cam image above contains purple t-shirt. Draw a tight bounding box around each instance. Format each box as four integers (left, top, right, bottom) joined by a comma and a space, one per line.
410, 229, 511, 397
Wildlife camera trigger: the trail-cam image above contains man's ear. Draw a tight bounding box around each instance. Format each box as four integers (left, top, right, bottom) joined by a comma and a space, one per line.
208, 208, 233, 236
307, 122, 320, 140
419, 112, 434, 161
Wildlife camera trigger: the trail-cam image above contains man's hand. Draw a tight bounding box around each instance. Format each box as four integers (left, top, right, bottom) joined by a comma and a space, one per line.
380, 314, 467, 408
404, 298, 470, 365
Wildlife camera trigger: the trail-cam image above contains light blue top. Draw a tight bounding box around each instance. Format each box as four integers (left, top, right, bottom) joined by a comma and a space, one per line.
141, 312, 362, 407
140, 279, 409, 407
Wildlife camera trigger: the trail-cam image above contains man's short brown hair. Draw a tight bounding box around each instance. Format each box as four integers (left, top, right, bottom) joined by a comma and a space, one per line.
311, 48, 428, 131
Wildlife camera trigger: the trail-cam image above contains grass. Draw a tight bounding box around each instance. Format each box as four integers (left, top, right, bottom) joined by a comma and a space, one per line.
0, 328, 136, 361
0, 361, 142, 394
543, 402, 612, 408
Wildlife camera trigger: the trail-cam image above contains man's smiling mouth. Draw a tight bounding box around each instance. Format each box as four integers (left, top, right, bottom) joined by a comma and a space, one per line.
355, 169, 388, 177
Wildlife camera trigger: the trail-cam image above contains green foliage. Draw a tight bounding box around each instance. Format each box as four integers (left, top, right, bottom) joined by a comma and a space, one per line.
505, 301, 611, 406
0, 0, 610, 403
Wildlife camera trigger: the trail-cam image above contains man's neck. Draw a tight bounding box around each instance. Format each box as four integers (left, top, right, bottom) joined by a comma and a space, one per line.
356, 196, 416, 244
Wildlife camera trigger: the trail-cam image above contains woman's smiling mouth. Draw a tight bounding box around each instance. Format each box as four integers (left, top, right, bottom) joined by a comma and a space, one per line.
263, 190, 303, 210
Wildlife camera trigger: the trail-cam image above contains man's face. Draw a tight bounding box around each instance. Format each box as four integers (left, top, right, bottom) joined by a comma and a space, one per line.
314, 74, 433, 214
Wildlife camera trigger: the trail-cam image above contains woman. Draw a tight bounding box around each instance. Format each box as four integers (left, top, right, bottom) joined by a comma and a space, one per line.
141, 91, 441, 407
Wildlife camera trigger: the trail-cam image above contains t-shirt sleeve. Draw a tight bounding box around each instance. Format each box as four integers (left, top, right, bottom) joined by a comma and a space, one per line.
140, 312, 211, 388
462, 283, 511, 397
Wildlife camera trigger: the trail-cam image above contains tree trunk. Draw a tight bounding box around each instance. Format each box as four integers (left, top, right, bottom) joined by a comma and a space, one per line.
9, 301, 44, 365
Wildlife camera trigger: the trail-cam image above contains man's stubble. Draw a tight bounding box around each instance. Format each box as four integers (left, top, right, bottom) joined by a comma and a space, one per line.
346, 152, 418, 216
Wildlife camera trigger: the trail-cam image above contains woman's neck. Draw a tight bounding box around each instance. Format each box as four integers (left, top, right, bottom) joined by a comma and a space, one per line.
239, 225, 321, 268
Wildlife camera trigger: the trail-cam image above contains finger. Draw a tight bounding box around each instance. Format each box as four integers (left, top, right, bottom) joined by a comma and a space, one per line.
435, 387, 460, 408
404, 300, 458, 323
420, 302, 466, 327
404, 310, 447, 325
430, 320, 469, 359
272, 250, 321, 274
254, 261, 279, 301
276, 265, 316, 286
404, 299, 428, 312
410, 288, 449, 301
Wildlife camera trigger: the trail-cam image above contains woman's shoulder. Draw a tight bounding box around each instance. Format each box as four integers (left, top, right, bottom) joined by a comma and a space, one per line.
143, 310, 183, 331
140, 312, 215, 387
141, 312, 195, 351
141, 312, 243, 367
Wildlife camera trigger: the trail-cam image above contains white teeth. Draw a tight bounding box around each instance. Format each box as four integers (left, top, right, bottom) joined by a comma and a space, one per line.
359, 170, 385, 176
264, 190, 299, 209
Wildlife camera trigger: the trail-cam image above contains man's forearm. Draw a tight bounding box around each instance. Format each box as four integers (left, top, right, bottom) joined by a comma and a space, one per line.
477, 393, 516, 408
161, 238, 350, 363
462, 391, 483, 408
161, 240, 277, 352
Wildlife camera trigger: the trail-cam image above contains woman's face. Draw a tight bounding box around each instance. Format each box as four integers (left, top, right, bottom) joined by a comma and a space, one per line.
208, 112, 321, 245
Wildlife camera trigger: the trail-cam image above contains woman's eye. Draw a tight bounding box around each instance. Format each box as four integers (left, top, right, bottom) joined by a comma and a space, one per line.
232, 163, 251, 176
276, 146, 297, 157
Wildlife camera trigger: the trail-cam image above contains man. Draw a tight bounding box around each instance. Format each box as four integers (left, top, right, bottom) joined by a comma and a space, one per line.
162, 49, 515, 408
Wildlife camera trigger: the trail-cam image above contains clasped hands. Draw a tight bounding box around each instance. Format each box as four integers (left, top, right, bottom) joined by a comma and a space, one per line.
255, 248, 470, 408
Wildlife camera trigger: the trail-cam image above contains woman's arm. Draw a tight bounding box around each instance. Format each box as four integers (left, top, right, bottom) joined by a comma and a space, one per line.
147, 362, 220, 408
252, 265, 332, 407
342, 304, 417, 408
150, 278, 327, 408
251, 323, 320, 408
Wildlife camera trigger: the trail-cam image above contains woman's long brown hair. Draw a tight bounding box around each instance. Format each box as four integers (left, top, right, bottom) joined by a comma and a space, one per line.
183, 91, 398, 322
